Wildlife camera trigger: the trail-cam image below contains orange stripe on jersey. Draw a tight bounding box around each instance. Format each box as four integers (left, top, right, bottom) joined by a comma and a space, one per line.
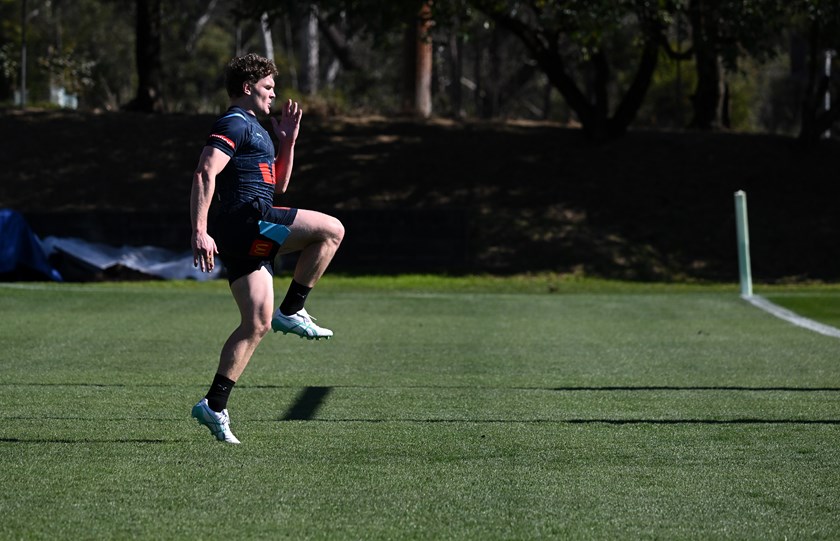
209, 133, 235, 149
258, 163, 275, 185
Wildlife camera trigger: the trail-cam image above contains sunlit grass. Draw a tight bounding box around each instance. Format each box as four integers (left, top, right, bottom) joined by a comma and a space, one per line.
1, 277, 838, 539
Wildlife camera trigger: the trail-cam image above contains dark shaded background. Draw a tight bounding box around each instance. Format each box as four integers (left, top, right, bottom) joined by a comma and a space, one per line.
2, 110, 838, 282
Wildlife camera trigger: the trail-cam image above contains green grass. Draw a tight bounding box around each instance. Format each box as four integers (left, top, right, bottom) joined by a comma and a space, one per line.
1, 276, 839, 539
760, 284, 840, 329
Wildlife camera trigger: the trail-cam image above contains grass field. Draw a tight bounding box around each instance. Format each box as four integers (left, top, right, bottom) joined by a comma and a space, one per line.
1, 276, 839, 539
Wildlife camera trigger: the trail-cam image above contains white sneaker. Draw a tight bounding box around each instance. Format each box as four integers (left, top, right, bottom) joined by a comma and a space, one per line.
271, 307, 333, 340
191, 398, 240, 444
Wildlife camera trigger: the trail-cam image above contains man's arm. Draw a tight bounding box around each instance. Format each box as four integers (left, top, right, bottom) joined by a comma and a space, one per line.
270, 99, 302, 194
190, 146, 230, 272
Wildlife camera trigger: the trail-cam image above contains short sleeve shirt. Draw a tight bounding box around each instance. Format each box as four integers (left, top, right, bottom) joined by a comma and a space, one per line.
205, 106, 276, 211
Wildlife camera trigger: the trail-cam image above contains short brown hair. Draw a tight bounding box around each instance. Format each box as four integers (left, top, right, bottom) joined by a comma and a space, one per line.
224, 53, 279, 98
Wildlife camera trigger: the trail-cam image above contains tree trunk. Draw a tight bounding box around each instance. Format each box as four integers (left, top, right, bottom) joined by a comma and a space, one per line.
300, 4, 319, 96
318, 11, 360, 72
448, 15, 464, 118
796, 21, 840, 145
415, 1, 433, 118
482, 25, 501, 118
472, 34, 483, 117
687, 0, 725, 129
481, 7, 597, 133
608, 36, 660, 137
127, 0, 163, 112
690, 51, 725, 129
402, 1, 433, 118
185, 0, 218, 53
402, 17, 415, 113
260, 12, 274, 62
532, 47, 594, 133
590, 50, 610, 138
478, 2, 660, 140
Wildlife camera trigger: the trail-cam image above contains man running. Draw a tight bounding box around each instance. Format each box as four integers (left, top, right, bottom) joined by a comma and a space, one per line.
190, 53, 344, 443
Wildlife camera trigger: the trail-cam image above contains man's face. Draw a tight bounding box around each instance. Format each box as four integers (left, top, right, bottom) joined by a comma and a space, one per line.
244, 75, 276, 115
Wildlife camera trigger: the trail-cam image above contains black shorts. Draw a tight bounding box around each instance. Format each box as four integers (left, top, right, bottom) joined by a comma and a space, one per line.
210, 199, 298, 284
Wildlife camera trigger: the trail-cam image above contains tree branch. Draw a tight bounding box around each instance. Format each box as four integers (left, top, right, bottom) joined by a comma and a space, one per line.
610, 36, 660, 136
476, 2, 594, 127
316, 12, 361, 72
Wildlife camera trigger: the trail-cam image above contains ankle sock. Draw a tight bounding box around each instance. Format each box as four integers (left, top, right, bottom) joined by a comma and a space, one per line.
279, 279, 312, 316
205, 373, 236, 412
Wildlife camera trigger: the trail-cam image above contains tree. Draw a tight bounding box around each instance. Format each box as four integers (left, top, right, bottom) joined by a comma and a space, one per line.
402, 1, 433, 117
126, 0, 163, 112
793, 0, 840, 145
260, 11, 275, 61
684, 0, 727, 128
471, 0, 665, 140
445, 8, 467, 118
658, 0, 788, 130
299, 3, 319, 95
476, 26, 539, 119
184, 0, 220, 53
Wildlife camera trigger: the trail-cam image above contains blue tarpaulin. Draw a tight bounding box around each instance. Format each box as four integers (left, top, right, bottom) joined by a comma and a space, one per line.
0, 209, 62, 281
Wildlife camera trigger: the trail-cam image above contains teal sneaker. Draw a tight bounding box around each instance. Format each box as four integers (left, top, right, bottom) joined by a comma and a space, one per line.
271, 308, 333, 340
191, 398, 240, 444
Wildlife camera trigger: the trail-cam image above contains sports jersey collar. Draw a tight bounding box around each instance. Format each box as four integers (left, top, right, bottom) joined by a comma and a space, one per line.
226, 105, 257, 121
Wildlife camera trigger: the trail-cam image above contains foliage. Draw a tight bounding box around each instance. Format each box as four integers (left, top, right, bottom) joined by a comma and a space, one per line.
158, 1, 234, 113
787, 0, 840, 143
635, 50, 696, 128
0, 0, 837, 139
469, 0, 670, 138
0, 0, 135, 109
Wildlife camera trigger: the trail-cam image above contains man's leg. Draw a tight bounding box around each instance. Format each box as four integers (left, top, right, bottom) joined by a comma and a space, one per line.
272, 210, 343, 339
276, 209, 344, 287
217, 265, 276, 380
193, 266, 274, 443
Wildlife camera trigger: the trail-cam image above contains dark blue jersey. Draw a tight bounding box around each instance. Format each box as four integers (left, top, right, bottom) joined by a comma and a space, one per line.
205, 106, 276, 211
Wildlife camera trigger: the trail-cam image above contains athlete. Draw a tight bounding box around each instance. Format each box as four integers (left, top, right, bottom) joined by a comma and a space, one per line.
189, 53, 344, 444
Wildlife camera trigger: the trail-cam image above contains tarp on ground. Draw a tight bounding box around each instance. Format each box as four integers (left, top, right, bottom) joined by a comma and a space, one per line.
0, 209, 63, 281
41, 236, 222, 281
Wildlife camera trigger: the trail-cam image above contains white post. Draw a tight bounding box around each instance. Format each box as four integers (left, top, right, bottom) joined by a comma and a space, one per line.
734, 191, 753, 298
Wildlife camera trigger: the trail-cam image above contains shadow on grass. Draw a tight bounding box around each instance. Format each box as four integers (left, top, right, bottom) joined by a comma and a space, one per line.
6, 383, 840, 392
0, 438, 177, 444
280, 386, 333, 421
297, 418, 840, 425
270, 385, 840, 425
5, 385, 840, 433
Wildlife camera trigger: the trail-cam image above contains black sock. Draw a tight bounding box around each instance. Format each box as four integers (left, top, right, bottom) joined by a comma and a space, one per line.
205, 373, 236, 412
279, 279, 312, 316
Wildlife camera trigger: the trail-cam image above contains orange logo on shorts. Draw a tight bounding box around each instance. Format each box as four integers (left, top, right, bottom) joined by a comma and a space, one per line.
248, 239, 273, 257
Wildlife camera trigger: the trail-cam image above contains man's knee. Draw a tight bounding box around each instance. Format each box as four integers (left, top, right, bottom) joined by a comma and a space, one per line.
286, 210, 344, 250
256, 322, 272, 338
328, 216, 345, 244
315, 214, 344, 246
250, 312, 273, 338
